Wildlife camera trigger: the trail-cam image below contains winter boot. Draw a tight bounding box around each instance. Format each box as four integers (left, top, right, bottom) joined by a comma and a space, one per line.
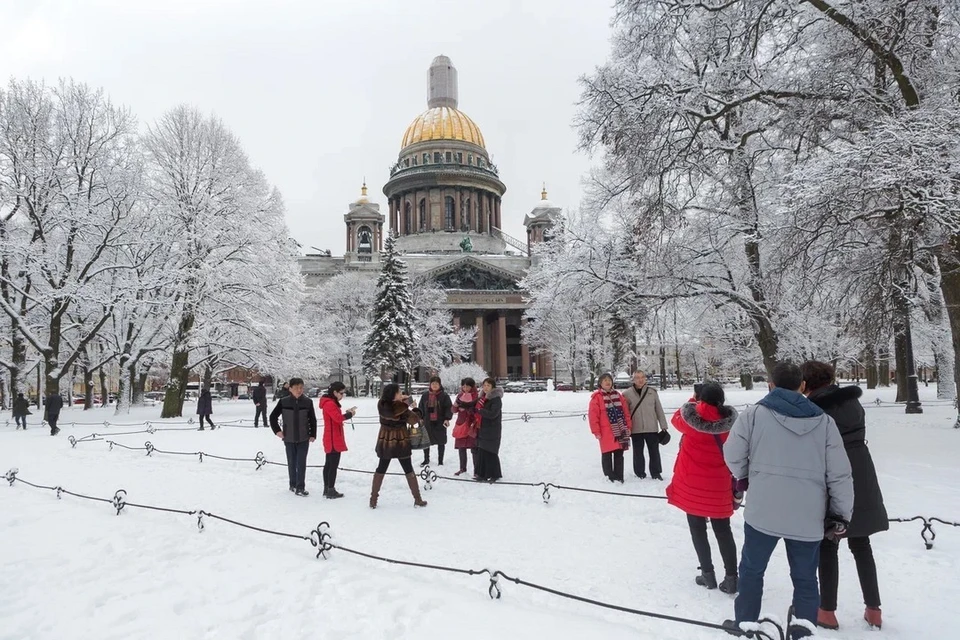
719, 575, 738, 594
420, 450, 430, 467
369, 473, 385, 509
198, 425, 205, 431
295, 488, 310, 497
695, 569, 718, 590
405, 472, 427, 507
817, 609, 839, 630
864, 607, 882, 629
324, 487, 344, 499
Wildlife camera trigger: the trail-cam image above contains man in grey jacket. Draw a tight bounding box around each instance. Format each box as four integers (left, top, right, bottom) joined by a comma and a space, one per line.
622, 371, 669, 480
723, 362, 853, 638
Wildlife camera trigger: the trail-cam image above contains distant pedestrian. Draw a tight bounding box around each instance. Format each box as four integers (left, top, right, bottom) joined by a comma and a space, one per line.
418, 376, 452, 467
667, 382, 739, 594
722, 362, 853, 639
13, 392, 30, 430
274, 382, 291, 401
196, 388, 215, 430
270, 377, 318, 497
252, 379, 268, 428
623, 371, 669, 480
451, 378, 480, 477
588, 373, 631, 483
45, 392, 64, 436
475, 378, 504, 482
802, 361, 887, 631
369, 383, 426, 509
319, 381, 356, 499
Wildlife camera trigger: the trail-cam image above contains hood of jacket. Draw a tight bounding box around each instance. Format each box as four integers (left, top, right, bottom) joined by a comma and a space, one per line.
756, 387, 825, 436
807, 384, 862, 409
483, 387, 504, 401
319, 395, 341, 410
679, 402, 738, 434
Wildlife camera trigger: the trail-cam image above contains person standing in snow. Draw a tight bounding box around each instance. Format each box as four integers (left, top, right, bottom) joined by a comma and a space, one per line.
722, 362, 854, 639
622, 370, 669, 480
318, 381, 356, 499
801, 361, 887, 631
418, 376, 452, 467
196, 388, 215, 430
13, 392, 30, 430
270, 377, 318, 497
252, 379, 268, 428
451, 378, 480, 477
369, 383, 426, 508
588, 373, 632, 483
666, 382, 739, 594
45, 392, 64, 436
274, 381, 290, 401
474, 378, 504, 482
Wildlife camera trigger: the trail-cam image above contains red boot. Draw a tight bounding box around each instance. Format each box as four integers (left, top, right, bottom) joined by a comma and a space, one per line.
817, 609, 839, 630
864, 607, 882, 629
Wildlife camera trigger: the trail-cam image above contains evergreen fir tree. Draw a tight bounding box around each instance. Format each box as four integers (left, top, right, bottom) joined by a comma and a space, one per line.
362, 234, 417, 379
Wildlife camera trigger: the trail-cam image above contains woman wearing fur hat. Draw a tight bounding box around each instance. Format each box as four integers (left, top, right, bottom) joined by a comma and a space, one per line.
369, 383, 427, 509
666, 382, 739, 594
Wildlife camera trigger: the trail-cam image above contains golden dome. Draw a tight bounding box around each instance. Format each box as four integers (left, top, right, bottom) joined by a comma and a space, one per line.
401, 106, 485, 150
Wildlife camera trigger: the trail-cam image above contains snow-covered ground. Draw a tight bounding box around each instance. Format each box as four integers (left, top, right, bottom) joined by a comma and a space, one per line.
2, 385, 957, 639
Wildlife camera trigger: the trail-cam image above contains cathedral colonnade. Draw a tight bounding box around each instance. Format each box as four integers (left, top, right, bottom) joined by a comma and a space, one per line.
451, 310, 552, 379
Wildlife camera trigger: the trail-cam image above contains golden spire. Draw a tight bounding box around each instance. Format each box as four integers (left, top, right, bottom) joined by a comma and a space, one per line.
541, 183, 548, 201
361, 178, 368, 198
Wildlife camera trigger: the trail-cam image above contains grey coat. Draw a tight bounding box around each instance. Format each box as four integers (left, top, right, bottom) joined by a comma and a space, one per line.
724, 393, 854, 543
622, 385, 668, 434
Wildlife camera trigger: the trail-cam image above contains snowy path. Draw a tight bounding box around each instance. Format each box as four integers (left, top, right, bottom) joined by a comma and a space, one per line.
1, 387, 957, 639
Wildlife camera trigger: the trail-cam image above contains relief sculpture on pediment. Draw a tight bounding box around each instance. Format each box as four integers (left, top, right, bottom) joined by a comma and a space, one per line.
432, 264, 519, 291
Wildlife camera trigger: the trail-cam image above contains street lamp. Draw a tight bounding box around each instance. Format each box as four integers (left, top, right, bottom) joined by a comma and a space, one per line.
902, 303, 923, 414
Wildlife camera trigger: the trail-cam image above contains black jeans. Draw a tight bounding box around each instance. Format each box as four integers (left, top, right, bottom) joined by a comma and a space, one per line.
458, 448, 478, 473
284, 441, 310, 491
423, 444, 446, 465
254, 405, 268, 428
688, 515, 738, 577
200, 414, 214, 428
601, 449, 624, 481
48, 415, 59, 433
631, 433, 662, 477
819, 536, 881, 611
376, 457, 415, 474
323, 451, 341, 489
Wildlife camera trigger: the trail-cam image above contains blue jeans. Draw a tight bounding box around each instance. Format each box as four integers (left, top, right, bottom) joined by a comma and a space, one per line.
284, 441, 310, 491
735, 523, 820, 638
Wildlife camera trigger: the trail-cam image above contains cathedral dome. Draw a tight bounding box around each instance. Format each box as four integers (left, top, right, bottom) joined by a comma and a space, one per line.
401, 106, 486, 150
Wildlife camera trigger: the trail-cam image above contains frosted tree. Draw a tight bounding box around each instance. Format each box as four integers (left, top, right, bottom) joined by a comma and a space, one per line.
409, 278, 476, 374
362, 234, 416, 384
312, 272, 375, 394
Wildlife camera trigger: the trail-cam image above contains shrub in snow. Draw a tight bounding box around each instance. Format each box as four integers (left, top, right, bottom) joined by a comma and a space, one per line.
436, 363, 489, 390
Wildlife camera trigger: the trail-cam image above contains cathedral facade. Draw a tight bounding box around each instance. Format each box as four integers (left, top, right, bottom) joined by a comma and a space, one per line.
299, 55, 559, 379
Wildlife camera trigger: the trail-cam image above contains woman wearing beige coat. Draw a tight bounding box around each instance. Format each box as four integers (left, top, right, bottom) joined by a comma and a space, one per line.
622, 371, 669, 479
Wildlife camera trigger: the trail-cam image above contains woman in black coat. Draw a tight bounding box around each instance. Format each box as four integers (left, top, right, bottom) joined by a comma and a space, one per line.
474, 378, 504, 482
802, 361, 887, 631
196, 389, 215, 430
370, 383, 427, 509
418, 376, 453, 467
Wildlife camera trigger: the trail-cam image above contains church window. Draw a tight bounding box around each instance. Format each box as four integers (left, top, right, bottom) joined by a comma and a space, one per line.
419, 199, 427, 231
404, 202, 412, 235
444, 196, 455, 230
434, 151, 441, 163
457, 152, 463, 163
445, 151, 452, 162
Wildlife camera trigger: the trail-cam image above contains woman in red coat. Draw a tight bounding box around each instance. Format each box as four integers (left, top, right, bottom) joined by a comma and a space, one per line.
666, 382, 739, 594
588, 373, 632, 482
318, 381, 356, 499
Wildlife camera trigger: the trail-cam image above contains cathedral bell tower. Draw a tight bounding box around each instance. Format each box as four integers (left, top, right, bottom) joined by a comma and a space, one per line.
344, 182, 385, 264
524, 184, 562, 256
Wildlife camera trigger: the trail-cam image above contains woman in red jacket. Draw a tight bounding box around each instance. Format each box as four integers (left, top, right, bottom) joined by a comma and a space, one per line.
588, 373, 632, 482
666, 382, 739, 594
318, 381, 356, 499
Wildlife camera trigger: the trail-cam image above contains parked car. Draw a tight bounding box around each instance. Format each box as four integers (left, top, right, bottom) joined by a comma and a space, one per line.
237, 393, 250, 400
504, 382, 528, 393
523, 381, 547, 392
556, 383, 574, 391
307, 387, 321, 398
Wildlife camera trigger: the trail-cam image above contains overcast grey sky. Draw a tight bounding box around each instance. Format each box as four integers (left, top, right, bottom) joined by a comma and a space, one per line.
0, 0, 614, 254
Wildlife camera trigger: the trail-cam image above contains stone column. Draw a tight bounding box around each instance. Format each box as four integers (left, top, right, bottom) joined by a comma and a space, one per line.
497, 313, 508, 379
544, 353, 554, 379
452, 313, 461, 364
520, 317, 530, 378
346, 225, 351, 252
475, 316, 486, 371
495, 197, 501, 230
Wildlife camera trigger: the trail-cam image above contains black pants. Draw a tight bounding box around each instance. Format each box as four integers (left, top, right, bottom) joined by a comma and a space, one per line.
423, 443, 446, 465
458, 447, 478, 473
200, 414, 214, 428
323, 451, 341, 488
254, 405, 268, 428
688, 515, 738, 576
375, 457, 415, 474
601, 449, 624, 481
48, 415, 59, 433
284, 441, 310, 491
819, 536, 881, 611
631, 433, 662, 477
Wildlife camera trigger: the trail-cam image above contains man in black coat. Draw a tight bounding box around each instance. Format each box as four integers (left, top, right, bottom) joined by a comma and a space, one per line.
45, 393, 64, 436
252, 380, 268, 428
270, 377, 317, 497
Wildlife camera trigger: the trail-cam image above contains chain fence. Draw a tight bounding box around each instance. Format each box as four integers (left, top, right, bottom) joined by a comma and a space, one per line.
3, 467, 788, 640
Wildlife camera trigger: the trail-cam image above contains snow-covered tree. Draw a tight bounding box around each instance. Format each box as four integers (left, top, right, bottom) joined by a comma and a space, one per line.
363, 234, 416, 383
313, 271, 375, 394
409, 279, 476, 374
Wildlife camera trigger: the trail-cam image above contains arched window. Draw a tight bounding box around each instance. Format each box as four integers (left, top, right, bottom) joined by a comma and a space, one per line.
404, 202, 412, 235
444, 196, 455, 230
357, 226, 373, 262
419, 199, 427, 232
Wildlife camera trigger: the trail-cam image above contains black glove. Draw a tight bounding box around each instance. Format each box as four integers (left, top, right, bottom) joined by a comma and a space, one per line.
824, 516, 849, 542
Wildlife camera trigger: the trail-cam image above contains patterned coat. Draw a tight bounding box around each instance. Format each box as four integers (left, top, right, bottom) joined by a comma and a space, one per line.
588, 390, 633, 454
375, 400, 421, 460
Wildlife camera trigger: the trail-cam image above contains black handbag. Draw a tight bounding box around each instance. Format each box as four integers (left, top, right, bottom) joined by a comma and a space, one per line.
407, 420, 432, 450
657, 429, 671, 445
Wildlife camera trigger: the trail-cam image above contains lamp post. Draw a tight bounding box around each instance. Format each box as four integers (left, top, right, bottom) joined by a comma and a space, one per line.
902, 303, 923, 414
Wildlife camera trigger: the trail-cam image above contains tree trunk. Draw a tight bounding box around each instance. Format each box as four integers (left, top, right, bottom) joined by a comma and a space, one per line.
878, 345, 890, 387
162, 313, 195, 418
99, 367, 109, 407
116, 357, 132, 415
135, 370, 148, 405
659, 345, 667, 390
674, 346, 683, 389
202, 364, 213, 391
82, 357, 94, 410
740, 372, 754, 391
938, 238, 960, 408
864, 345, 879, 390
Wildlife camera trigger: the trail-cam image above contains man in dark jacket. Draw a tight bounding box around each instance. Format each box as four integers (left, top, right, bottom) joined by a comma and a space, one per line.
252, 380, 268, 428
45, 392, 64, 436
270, 377, 317, 497
12, 392, 30, 430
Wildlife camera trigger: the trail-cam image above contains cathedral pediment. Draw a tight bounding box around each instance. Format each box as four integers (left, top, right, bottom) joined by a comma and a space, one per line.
423, 257, 521, 291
